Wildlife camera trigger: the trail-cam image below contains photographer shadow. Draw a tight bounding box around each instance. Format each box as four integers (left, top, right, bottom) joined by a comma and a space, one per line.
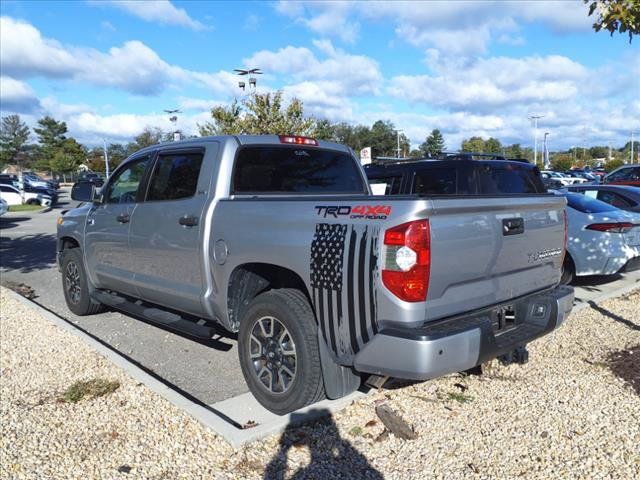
264, 408, 383, 480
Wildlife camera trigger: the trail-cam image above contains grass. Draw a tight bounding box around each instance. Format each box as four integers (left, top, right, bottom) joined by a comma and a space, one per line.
447, 392, 474, 404
349, 426, 363, 436
7, 203, 44, 212
62, 378, 120, 403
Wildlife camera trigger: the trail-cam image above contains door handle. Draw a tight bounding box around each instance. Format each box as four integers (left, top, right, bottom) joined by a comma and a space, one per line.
116, 214, 130, 224
179, 215, 198, 227
502, 218, 524, 236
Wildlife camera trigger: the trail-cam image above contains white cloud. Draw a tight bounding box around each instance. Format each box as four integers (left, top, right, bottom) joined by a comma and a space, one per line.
388, 55, 588, 110
0, 76, 41, 113
0, 16, 235, 96
101, 0, 207, 31
274, 1, 590, 54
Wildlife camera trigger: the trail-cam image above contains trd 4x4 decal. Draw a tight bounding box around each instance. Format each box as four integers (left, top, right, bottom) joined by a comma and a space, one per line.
315, 205, 391, 220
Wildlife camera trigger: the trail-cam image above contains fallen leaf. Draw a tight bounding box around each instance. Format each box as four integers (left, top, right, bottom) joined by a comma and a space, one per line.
375, 404, 418, 440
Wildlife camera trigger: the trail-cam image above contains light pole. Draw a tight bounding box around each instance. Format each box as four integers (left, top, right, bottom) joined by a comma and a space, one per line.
396, 130, 403, 158
102, 139, 110, 178
543, 132, 550, 169
528, 114, 544, 165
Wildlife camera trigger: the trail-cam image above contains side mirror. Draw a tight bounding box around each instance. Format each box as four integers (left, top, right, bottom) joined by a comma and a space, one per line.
71, 181, 96, 202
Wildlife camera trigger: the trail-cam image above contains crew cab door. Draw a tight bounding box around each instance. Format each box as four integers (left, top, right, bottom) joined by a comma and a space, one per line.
84, 156, 151, 296
128, 147, 213, 316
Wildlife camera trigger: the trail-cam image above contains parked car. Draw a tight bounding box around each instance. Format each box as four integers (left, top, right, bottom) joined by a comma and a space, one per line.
364, 157, 546, 195
23, 172, 59, 190
77, 172, 105, 187
604, 164, 640, 186
540, 171, 575, 186
23, 183, 58, 205
0, 198, 7, 216
540, 172, 565, 190
0, 174, 20, 188
0, 183, 51, 206
58, 134, 573, 414
565, 170, 599, 184
563, 185, 640, 213
556, 191, 640, 283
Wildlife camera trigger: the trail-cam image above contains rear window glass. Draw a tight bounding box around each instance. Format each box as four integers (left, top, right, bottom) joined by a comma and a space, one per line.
233, 146, 365, 194
565, 192, 616, 213
477, 164, 544, 194
413, 168, 457, 195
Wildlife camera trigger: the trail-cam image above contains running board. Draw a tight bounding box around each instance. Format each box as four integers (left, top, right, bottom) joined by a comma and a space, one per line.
92, 290, 216, 339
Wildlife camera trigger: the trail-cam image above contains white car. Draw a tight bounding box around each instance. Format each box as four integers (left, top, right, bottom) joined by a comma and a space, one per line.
0, 198, 7, 216
541, 171, 573, 186
559, 191, 640, 283
0, 183, 52, 207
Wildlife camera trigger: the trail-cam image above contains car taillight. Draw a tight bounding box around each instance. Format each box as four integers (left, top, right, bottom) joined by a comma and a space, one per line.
585, 222, 634, 233
381, 219, 430, 302
279, 135, 318, 146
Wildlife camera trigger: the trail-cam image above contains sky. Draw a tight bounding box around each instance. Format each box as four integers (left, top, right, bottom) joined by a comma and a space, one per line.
0, 0, 638, 151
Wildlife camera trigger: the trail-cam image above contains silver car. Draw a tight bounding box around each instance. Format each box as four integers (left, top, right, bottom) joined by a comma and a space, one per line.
559, 192, 640, 283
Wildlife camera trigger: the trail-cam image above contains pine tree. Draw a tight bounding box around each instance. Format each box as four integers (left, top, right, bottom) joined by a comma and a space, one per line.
420, 129, 445, 156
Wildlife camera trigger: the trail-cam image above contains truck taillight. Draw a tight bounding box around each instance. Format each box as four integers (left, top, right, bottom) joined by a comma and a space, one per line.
382, 220, 430, 302
279, 135, 318, 146
585, 222, 634, 233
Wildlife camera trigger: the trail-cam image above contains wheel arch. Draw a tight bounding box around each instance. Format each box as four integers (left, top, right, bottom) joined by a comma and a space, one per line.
226, 263, 312, 332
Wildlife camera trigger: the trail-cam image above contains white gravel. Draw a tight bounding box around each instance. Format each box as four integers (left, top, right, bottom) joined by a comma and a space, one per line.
1, 286, 639, 479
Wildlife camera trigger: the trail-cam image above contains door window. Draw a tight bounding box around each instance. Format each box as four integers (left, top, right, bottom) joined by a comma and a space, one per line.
597, 191, 632, 208
146, 152, 204, 201
104, 157, 150, 204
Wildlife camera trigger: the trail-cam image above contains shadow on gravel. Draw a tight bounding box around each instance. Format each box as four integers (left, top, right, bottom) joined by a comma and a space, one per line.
588, 300, 640, 331
607, 345, 640, 395
573, 274, 622, 291
264, 409, 383, 480
0, 233, 57, 272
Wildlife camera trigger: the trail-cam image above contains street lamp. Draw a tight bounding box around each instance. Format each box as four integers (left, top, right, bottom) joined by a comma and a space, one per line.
396, 130, 403, 158
543, 132, 550, 169
102, 139, 110, 178
527, 114, 544, 165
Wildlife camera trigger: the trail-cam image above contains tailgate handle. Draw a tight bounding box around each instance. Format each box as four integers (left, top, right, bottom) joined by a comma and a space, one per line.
502, 218, 524, 236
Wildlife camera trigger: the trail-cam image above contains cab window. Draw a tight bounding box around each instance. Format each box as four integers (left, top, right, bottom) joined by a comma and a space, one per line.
105, 157, 150, 204
147, 152, 203, 201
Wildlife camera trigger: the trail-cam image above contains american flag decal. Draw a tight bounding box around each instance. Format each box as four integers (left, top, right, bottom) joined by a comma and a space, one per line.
310, 223, 380, 360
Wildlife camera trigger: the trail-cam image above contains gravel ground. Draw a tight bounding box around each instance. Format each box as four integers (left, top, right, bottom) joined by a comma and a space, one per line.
1, 287, 639, 479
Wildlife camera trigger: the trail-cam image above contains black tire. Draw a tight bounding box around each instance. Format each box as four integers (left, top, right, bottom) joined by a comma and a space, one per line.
238, 288, 325, 415
560, 255, 575, 285
60, 248, 103, 316
26, 199, 37, 205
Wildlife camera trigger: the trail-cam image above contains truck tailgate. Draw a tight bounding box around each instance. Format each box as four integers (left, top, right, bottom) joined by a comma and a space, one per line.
425, 195, 566, 321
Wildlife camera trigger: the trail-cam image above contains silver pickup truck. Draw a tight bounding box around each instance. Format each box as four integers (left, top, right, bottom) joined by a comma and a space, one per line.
59, 135, 574, 414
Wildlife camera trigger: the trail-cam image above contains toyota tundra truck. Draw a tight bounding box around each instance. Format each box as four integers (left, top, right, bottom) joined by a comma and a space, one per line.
58, 135, 574, 414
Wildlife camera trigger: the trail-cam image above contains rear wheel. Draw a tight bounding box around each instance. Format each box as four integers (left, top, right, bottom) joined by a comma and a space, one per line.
238, 289, 325, 414
61, 248, 103, 316
561, 255, 575, 285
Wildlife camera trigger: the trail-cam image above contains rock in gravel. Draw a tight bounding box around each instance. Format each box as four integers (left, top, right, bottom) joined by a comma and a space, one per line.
375, 403, 418, 440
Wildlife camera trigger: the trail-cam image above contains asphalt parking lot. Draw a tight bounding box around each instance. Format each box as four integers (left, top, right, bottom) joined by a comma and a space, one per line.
2, 189, 639, 410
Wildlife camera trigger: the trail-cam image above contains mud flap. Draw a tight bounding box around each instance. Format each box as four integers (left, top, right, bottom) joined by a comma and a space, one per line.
318, 331, 361, 399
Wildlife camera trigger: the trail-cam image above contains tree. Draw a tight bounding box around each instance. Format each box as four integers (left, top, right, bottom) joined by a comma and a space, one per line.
504, 143, 523, 158
584, 0, 639, 42
420, 129, 445, 157
589, 146, 608, 158
550, 155, 574, 172
484, 137, 502, 154
313, 119, 334, 140
50, 138, 85, 175
369, 120, 398, 157
126, 127, 163, 155
0, 114, 30, 168
461, 136, 485, 153
33, 116, 68, 170
199, 92, 316, 137
604, 158, 625, 172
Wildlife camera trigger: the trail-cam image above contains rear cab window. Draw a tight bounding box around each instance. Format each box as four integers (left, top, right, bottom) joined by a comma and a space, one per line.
233, 146, 365, 194
413, 167, 458, 195
368, 176, 402, 195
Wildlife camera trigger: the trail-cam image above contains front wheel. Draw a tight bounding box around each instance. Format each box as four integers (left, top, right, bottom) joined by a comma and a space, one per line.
238, 289, 325, 414
60, 248, 103, 316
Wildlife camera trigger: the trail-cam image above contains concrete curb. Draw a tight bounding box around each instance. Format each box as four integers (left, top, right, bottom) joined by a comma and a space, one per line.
571, 278, 640, 314
1, 287, 365, 447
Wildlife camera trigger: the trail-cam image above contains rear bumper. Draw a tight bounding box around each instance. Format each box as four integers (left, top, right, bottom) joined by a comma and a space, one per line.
353, 285, 574, 380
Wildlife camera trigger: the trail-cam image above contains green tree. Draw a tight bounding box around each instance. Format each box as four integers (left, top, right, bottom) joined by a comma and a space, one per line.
50, 138, 85, 175
484, 137, 502, 154
589, 146, 608, 158
461, 136, 486, 152
504, 143, 523, 158
604, 158, 625, 172
126, 127, 163, 155
199, 92, 316, 137
0, 114, 31, 168
584, 0, 639, 42
313, 119, 334, 140
420, 129, 445, 156
550, 154, 574, 172
369, 120, 399, 157
33, 116, 68, 170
